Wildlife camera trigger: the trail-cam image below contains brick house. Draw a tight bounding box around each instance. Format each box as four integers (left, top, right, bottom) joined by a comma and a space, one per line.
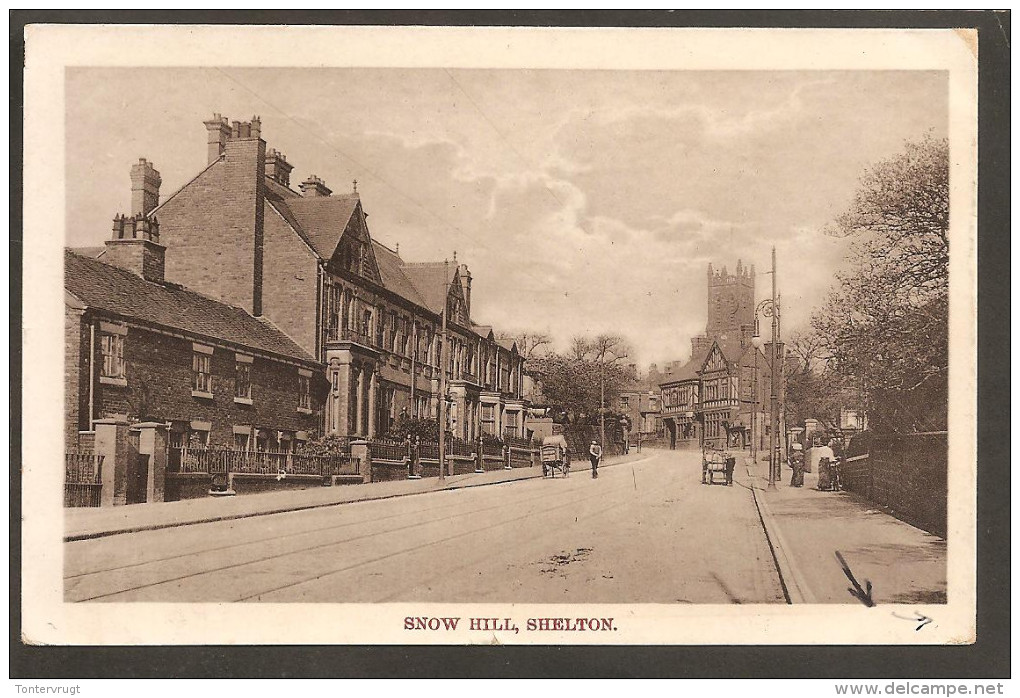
87, 114, 527, 442
659, 262, 773, 451
65, 232, 324, 455
618, 387, 663, 444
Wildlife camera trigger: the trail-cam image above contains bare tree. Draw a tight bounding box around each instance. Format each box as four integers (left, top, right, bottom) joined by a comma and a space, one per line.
569, 335, 594, 361
495, 330, 552, 362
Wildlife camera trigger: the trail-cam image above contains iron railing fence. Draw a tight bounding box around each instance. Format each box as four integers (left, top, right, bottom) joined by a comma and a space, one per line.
65, 451, 104, 507
370, 439, 409, 462
170, 447, 359, 478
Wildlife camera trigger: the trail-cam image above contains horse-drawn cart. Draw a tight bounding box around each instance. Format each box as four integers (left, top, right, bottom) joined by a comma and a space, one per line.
702, 447, 735, 486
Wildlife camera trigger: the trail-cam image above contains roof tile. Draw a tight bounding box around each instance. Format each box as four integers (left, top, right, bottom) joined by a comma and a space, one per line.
65, 250, 316, 363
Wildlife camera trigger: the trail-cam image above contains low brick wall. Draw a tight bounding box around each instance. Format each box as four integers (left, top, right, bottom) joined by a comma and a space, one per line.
166, 471, 327, 500
231, 474, 324, 496
165, 473, 213, 501
371, 460, 410, 483
840, 432, 947, 538
451, 458, 478, 475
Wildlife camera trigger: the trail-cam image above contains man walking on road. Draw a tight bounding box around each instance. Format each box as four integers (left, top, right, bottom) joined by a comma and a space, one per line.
589, 440, 603, 479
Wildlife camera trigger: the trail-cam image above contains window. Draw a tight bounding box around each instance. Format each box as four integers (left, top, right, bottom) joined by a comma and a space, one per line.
100, 332, 125, 380
620, 396, 630, 408
362, 309, 372, 340
188, 423, 211, 449
234, 432, 250, 451
481, 403, 496, 432
234, 357, 252, 402
192, 348, 213, 395
298, 372, 312, 412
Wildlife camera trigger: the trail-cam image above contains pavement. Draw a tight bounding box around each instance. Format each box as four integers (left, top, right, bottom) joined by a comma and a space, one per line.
64, 451, 646, 542
745, 456, 947, 605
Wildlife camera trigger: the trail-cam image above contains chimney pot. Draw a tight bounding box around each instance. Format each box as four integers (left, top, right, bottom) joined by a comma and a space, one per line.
265, 148, 294, 188
104, 213, 166, 283
299, 175, 332, 197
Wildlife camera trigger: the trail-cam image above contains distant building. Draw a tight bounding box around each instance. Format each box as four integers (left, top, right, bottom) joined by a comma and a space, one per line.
618, 385, 663, 444
659, 262, 776, 451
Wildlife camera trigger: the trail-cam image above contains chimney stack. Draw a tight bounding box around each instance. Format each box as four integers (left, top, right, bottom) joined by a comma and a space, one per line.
459, 263, 472, 319
203, 113, 231, 164
104, 214, 165, 283
300, 174, 332, 198
265, 148, 294, 187
130, 158, 161, 216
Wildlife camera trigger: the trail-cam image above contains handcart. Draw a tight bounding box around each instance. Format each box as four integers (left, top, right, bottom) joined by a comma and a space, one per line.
540, 435, 571, 478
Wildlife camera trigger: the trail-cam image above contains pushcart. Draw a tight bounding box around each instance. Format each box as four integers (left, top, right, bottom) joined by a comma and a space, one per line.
540, 436, 571, 478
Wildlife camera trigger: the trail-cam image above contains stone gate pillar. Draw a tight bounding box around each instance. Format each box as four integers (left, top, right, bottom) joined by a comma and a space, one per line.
133, 422, 169, 503
93, 417, 131, 506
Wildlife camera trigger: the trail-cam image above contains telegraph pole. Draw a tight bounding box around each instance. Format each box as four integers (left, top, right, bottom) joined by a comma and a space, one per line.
768, 246, 779, 490
438, 259, 449, 481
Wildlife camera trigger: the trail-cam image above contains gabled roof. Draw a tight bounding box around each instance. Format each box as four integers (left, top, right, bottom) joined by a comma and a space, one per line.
263, 177, 362, 261
284, 194, 362, 260
401, 262, 458, 315
659, 335, 751, 387
496, 337, 518, 351
662, 351, 705, 385
371, 241, 428, 308
263, 176, 473, 323
471, 323, 494, 340
64, 250, 316, 364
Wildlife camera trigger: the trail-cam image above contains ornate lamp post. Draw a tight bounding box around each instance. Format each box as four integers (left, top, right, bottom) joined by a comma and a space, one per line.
751, 247, 781, 490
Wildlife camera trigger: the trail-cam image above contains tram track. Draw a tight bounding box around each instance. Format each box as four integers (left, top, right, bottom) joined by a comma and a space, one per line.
66, 480, 562, 580
68, 476, 628, 603
239, 481, 632, 602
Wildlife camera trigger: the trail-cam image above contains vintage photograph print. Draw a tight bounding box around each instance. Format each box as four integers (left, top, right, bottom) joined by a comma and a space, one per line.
22, 25, 978, 646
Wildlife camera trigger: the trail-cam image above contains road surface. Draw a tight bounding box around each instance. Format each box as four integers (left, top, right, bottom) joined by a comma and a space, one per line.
65, 448, 785, 603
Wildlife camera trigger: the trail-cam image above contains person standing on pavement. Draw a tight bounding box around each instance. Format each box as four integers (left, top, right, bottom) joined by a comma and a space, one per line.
789, 442, 805, 487
813, 439, 836, 490
589, 440, 603, 479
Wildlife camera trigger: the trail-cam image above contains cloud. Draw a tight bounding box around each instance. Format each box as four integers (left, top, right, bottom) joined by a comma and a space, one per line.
65, 68, 947, 368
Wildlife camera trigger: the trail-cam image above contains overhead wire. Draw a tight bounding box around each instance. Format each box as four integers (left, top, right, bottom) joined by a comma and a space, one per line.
213, 67, 472, 253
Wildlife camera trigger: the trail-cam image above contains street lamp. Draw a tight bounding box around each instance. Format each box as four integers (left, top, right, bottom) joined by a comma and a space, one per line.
751, 246, 782, 491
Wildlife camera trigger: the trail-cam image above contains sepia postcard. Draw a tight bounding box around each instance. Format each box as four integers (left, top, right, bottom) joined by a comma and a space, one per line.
21, 23, 979, 647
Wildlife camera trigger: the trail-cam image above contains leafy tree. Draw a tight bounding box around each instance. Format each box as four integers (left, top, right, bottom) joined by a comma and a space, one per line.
297, 434, 351, 456
810, 135, 949, 433
527, 334, 636, 425
383, 416, 440, 442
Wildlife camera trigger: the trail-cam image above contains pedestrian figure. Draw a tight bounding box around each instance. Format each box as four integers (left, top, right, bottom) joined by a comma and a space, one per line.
789, 442, 805, 487
724, 452, 736, 486
813, 439, 835, 490
589, 440, 603, 479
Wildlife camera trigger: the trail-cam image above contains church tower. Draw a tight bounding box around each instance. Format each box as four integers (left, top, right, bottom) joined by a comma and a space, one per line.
706, 260, 755, 340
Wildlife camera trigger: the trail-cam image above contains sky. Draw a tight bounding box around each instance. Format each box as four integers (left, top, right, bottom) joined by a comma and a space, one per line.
65, 68, 947, 368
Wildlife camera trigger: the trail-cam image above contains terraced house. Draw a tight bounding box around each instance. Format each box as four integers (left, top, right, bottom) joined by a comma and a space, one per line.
67, 114, 528, 455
